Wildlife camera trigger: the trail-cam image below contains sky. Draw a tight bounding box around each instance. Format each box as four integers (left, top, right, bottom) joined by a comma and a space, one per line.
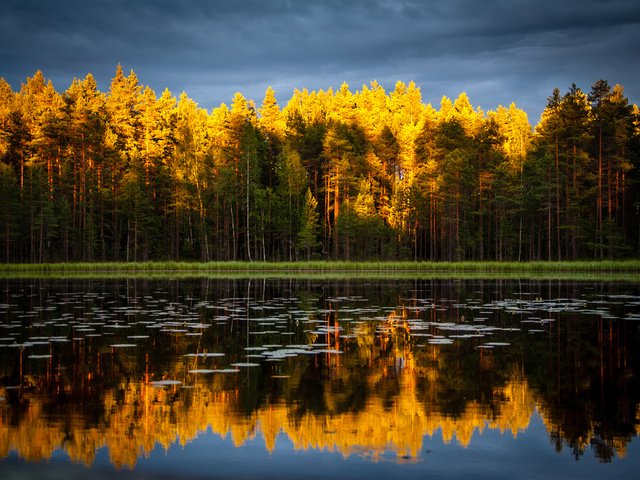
1, 0, 638, 124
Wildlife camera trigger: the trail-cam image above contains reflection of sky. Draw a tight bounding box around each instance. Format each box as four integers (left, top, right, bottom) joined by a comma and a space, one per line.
5, 411, 634, 480
134, 412, 640, 480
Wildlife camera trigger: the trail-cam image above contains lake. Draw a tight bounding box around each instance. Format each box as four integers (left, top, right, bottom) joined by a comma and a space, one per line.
1, 277, 639, 479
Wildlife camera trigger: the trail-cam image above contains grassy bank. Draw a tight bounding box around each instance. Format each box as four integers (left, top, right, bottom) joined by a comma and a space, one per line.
1, 260, 640, 280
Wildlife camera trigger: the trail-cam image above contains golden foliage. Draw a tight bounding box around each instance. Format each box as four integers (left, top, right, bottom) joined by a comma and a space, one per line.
0, 368, 544, 468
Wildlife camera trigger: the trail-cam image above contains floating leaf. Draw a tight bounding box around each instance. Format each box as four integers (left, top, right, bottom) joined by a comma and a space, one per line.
184, 352, 225, 358
149, 380, 182, 387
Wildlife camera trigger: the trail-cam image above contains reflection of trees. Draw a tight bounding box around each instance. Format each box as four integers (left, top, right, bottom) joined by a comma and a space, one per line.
1, 278, 639, 467
1, 370, 536, 468
525, 311, 640, 462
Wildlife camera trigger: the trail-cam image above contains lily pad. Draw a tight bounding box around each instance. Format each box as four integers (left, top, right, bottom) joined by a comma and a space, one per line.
149, 380, 182, 387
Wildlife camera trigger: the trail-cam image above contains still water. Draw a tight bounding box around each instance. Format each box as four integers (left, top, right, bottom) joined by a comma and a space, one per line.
1, 277, 639, 479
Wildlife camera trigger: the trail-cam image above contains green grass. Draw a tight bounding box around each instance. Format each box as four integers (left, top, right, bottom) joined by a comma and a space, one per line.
1, 260, 640, 280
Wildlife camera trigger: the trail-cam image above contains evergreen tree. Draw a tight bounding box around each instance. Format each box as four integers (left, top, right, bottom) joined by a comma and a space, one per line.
298, 188, 320, 259
1, 68, 638, 262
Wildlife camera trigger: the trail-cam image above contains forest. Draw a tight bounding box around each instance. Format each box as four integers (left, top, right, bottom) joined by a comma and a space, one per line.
0, 66, 638, 262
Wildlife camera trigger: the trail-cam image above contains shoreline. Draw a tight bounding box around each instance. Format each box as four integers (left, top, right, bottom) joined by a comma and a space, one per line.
1, 260, 640, 280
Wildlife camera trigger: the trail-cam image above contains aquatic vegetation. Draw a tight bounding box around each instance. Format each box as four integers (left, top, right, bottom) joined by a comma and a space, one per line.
0, 277, 639, 473
2, 260, 640, 281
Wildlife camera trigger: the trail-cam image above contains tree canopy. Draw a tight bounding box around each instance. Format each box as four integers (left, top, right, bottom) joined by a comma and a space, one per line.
0, 69, 638, 262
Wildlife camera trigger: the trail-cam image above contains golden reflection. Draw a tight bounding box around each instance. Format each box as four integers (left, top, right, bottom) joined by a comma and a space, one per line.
1, 367, 540, 469
1, 305, 637, 468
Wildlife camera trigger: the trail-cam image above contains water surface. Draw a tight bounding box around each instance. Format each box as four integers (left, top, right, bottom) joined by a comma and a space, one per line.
1, 278, 639, 479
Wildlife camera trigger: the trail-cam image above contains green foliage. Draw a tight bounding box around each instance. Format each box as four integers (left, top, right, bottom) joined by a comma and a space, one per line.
0, 68, 639, 262
298, 188, 320, 259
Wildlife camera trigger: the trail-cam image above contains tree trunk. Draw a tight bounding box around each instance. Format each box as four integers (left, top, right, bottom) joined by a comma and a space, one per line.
555, 135, 561, 261
230, 204, 236, 260
246, 153, 252, 262
547, 162, 552, 261
597, 127, 603, 258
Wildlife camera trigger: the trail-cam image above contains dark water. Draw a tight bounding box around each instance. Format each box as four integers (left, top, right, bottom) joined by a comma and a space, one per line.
1, 277, 639, 479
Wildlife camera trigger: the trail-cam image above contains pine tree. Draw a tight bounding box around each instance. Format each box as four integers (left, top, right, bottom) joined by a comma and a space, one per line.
258, 86, 283, 188
298, 188, 320, 259
1, 69, 638, 262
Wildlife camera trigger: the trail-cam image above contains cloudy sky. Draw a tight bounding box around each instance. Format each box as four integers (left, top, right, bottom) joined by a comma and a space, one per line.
1, 0, 638, 123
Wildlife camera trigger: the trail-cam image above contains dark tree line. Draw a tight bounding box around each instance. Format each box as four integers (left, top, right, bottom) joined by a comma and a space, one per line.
0, 68, 638, 262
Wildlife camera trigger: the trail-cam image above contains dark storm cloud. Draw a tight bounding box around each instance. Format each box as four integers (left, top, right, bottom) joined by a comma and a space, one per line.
1, 0, 638, 122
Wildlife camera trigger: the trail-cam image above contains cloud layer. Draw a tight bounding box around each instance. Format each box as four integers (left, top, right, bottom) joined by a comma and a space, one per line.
1, 0, 638, 122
